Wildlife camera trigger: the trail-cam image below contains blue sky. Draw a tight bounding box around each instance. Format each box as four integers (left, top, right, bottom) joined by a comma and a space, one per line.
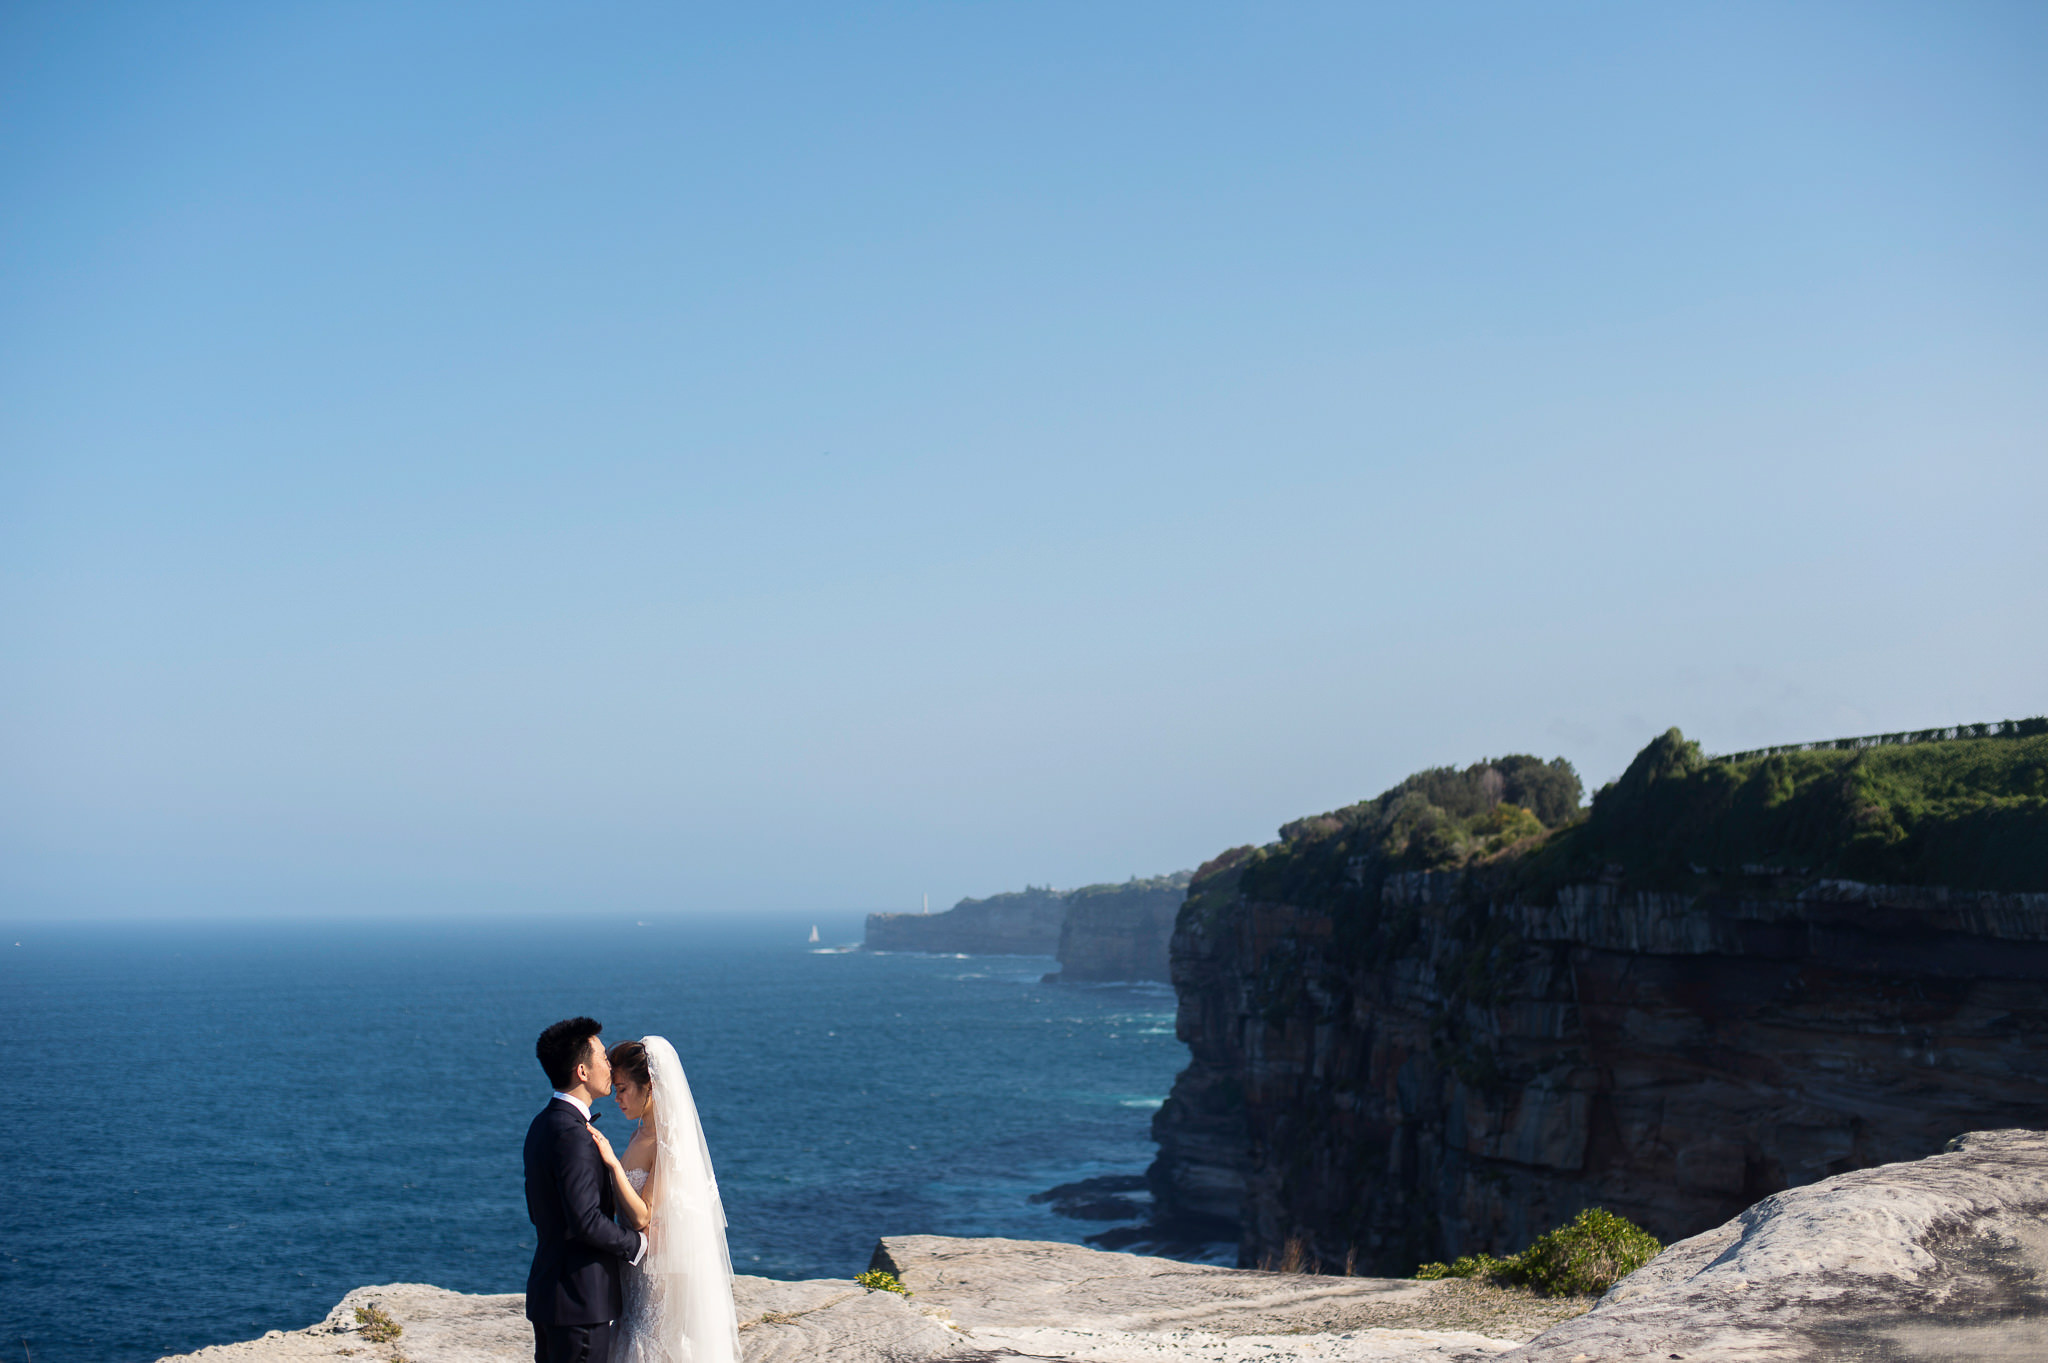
4, 2, 2044, 918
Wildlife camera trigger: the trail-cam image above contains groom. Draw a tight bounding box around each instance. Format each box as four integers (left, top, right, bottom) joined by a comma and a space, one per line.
525, 1017, 647, 1363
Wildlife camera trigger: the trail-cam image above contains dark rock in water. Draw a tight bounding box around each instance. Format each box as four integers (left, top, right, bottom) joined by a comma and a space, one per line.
1029, 1173, 1147, 1198
1029, 1175, 1239, 1260
1028, 1174, 1150, 1221
1048, 1196, 1147, 1221
1148, 728, 2048, 1276
1078, 1223, 1242, 1261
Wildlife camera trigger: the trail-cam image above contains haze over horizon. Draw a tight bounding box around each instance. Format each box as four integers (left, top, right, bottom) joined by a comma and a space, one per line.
4, 2, 2044, 920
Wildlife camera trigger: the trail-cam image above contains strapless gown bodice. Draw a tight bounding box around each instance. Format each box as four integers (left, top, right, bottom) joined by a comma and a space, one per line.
618, 1165, 666, 1363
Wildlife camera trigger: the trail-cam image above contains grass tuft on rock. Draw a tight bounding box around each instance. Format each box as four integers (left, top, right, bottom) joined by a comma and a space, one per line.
1415, 1208, 1661, 1297
853, 1269, 911, 1296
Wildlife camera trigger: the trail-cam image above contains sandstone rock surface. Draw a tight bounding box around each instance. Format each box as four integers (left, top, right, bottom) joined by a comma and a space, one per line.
159, 1237, 1551, 1363
1504, 1127, 2048, 1362
155, 1284, 530, 1363
162, 1128, 2048, 1362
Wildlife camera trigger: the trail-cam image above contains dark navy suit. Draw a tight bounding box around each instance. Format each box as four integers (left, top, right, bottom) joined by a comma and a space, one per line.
524, 1097, 642, 1363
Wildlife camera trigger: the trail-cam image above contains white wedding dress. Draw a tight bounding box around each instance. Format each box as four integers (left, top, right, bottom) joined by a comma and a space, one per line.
614, 1036, 740, 1363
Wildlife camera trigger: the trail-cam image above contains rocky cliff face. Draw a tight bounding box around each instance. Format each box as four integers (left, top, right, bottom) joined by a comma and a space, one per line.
866, 873, 1192, 978
1148, 731, 2048, 1276
1150, 864, 2048, 1276
864, 885, 1067, 955
1051, 873, 1193, 982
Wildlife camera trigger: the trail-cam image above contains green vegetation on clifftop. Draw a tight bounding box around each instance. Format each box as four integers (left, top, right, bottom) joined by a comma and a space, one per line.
1230, 755, 1581, 908
1212, 723, 2048, 916
1520, 724, 2048, 894
1277, 754, 1582, 866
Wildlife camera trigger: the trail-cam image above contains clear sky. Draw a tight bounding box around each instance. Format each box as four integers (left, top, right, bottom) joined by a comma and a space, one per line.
3, 2, 2044, 919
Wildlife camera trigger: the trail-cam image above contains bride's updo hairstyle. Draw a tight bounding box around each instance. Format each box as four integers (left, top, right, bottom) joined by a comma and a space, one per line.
608, 1039, 652, 1089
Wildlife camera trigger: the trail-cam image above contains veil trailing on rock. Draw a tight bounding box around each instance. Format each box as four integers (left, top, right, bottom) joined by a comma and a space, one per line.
618, 1035, 739, 1363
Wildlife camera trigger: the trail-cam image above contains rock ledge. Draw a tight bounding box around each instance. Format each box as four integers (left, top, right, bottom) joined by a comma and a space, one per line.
164, 1130, 2048, 1363
1504, 1127, 2048, 1362
160, 1240, 1546, 1363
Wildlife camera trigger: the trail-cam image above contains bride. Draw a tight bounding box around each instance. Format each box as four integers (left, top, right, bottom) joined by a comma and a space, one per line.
587, 1035, 740, 1363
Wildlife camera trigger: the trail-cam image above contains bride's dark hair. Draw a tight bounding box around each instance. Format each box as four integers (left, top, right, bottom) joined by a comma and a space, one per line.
608, 1039, 652, 1088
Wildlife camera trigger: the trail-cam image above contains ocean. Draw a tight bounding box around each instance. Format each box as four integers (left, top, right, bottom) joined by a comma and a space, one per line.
0, 915, 1190, 1363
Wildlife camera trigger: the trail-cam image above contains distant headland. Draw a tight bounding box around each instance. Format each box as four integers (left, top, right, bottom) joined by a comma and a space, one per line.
864, 870, 1193, 982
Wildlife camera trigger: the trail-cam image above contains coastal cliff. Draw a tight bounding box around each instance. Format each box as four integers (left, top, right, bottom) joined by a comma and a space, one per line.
1148, 724, 2048, 1274
1051, 872, 1193, 982
864, 884, 1067, 955
864, 873, 1191, 981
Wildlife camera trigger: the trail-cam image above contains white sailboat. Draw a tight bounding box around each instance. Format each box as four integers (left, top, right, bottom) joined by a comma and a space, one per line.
808, 925, 820, 943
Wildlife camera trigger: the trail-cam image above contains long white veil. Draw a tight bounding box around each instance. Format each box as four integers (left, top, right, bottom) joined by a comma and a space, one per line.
626, 1035, 739, 1363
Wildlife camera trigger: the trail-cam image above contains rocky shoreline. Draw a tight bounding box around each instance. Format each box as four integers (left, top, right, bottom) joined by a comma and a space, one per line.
161, 1129, 2048, 1363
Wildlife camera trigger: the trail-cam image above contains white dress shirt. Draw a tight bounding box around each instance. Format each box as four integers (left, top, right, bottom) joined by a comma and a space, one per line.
552, 1091, 647, 1267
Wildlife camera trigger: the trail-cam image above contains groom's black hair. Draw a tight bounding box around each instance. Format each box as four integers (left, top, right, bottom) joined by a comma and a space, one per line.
536, 1016, 603, 1090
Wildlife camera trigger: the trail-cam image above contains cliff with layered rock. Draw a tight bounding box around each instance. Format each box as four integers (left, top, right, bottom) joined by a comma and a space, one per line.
1147, 724, 2048, 1276
864, 884, 1068, 954
865, 872, 1191, 980
1050, 872, 1193, 982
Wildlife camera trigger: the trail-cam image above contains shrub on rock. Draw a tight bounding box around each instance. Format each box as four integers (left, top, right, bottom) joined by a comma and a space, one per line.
1415, 1208, 1661, 1297
352, 1306, 403, 1343
853, 1269, 911, 1296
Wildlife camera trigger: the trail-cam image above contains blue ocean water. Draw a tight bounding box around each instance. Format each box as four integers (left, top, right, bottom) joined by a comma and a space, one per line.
0, 916, 1187, 1363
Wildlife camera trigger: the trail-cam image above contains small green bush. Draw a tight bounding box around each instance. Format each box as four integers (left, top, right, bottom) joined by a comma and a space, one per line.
1415, 1208, 1661, 1297
353, 1306, 403, 1343
1514, 1208, 1663, 1296
854, 1269, 911, 1296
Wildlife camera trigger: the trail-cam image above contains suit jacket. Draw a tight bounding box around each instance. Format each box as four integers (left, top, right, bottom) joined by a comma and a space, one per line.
524, 1097, 642, 1325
